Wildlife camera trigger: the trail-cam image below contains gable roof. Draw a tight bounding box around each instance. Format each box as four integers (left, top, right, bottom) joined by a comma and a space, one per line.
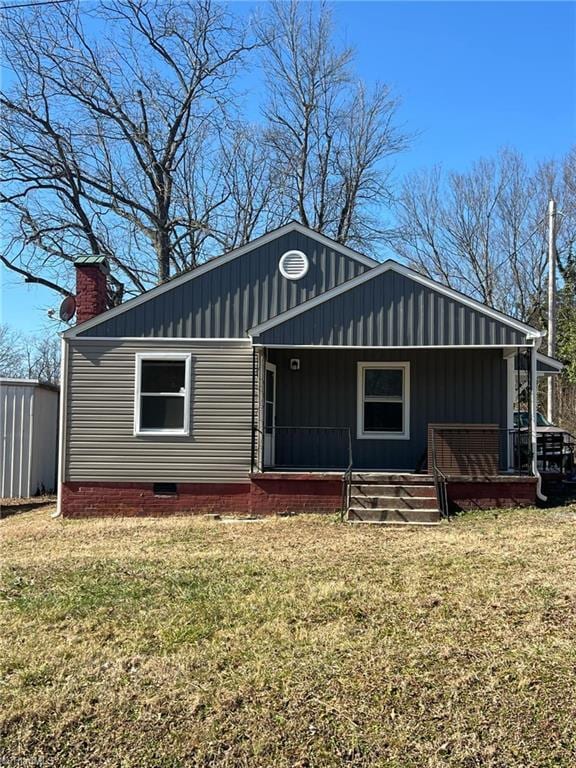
64, 222, 378, 338
248, 259, 543, 344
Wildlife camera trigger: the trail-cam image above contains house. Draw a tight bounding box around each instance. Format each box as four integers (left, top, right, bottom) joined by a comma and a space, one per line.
1, 378, 59, 498
58, 223, 562, 521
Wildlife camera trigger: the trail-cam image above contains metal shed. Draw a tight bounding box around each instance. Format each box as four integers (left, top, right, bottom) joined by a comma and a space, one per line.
1, 378, 59, 498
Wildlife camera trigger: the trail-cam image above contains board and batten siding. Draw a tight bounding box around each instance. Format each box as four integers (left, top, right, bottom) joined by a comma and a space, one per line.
65, 340, 254, 482
255, 270, 528, 347
267, 347, 508, 470
78, 232, 369, 339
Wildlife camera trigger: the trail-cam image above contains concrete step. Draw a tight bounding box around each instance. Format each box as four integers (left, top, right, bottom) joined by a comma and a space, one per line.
351, 484, 437, 498
352, 473, 434, 485
347, 508, 440, 524
350, 495, 438, 510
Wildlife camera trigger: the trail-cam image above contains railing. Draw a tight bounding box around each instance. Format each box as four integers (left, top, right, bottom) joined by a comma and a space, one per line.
506, 428, 574, 475
257, 425, 354, 518
430, 426, 535, 518
268, 426, 353, 472
430, 429, 449, 518
536, 431, 575, 475
340, 430, 353, 522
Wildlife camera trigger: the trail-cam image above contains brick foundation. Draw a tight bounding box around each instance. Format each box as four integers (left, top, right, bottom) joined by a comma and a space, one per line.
60, 475, 537, 518
61, 475, 343, 518
446, 478, 537, 511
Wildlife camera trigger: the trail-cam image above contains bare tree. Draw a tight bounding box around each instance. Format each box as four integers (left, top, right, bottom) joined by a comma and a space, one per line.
258, 0, 407, 253
23, 335, 61, 385
0, 324, 60, 384
394, 149, 576, 324
1, 0, 257, 304
0, 325, 25, 378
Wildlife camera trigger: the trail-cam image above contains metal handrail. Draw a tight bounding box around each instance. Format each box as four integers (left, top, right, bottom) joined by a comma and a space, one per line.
431, 427, 450, 518
340, 428, 353, 522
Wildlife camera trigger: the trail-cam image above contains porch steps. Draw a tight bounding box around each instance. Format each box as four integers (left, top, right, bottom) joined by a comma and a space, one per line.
346, 473, 440, 525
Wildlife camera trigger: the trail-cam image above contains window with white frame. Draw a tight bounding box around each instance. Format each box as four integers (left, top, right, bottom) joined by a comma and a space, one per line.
357, 362, 410, 439
134, 353, 191, 436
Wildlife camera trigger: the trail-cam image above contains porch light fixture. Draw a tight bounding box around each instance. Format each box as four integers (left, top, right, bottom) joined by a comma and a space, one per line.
279, 250, 309, 280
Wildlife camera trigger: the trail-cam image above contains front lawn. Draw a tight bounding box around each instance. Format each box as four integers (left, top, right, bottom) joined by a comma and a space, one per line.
1, 506, 576, 767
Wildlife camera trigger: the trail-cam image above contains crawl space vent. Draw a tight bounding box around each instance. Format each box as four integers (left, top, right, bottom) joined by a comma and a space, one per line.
279, 250, 309, 280
153, 482, 178, 496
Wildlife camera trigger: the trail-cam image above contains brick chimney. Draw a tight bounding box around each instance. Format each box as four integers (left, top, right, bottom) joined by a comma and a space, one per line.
74, 255, 109, 324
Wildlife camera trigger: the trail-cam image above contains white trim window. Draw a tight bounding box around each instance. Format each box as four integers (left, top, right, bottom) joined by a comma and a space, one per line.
134, 353, 191, 436
357, 362, 410, 440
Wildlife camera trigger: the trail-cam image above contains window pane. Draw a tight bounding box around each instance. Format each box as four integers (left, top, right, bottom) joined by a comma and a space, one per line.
364, 369, 403, 398
141, 396, 184, 430
364, 402, 403, 432
141, 361, 185, 393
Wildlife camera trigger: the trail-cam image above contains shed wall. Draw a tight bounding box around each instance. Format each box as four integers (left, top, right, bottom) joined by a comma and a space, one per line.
256, 270, 527, 347
31, 387, 59, 494
1, 383, 34, 497
0, 382, 58, 497
65, 340, 254, 482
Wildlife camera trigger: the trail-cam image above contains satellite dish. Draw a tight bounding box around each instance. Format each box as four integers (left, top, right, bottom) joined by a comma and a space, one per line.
59, 295, 76, 322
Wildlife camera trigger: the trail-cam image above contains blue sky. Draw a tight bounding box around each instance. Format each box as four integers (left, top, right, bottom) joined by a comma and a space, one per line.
2, 0, 575, 335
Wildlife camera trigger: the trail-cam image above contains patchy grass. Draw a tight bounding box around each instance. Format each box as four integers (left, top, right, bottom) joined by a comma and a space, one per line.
1, 505, 576, 767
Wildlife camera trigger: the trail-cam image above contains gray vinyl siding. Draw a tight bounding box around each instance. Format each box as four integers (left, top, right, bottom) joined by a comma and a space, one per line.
267, 347, 508, 470
79, 232, 369, 338
256, 270, 528, 347
65, 340, 254, 482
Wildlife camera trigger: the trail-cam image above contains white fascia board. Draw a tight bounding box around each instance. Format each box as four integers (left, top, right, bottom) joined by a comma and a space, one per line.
248, 259, 541, 339
63, 223, 379, 339
67, 336, 252, 343
253, 343, 536, 350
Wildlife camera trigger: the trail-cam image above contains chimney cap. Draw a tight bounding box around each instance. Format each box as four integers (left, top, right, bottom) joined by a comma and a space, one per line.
74, 254, 109, 274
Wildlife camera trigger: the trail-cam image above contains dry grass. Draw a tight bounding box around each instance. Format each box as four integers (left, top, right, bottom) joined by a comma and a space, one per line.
2, 505, 576, 767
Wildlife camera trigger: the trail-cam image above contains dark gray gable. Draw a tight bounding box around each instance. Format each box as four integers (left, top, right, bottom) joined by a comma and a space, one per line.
78, 230, 371, 338
252, 268, 530, 347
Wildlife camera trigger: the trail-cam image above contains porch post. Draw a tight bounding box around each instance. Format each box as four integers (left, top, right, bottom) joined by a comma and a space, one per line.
529, 342, 546, 501
529, 344, 538, 477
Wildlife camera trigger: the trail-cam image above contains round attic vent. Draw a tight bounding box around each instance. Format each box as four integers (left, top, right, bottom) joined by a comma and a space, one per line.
279, 250, 309, 280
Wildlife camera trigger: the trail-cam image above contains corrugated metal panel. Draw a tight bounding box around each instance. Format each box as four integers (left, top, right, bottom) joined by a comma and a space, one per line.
79, 232, 368, 338
30, 387, 59, 494
268, 347, 507, 470
1, 382, 34, 497
257, 270, 528, 347
0, 382, 57, 497
65, 340, 254, 482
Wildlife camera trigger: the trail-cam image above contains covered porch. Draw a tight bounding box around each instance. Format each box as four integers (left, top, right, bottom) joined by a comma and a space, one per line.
249, 345, 542, 518
252, 346, 538, 474
245, 259, 560, 517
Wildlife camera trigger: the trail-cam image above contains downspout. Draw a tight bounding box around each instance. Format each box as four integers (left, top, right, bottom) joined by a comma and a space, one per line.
529, 335, 547, 502
53, 336, 69, 519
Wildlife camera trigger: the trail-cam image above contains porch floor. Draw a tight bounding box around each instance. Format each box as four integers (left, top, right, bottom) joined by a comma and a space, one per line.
252, 470, 533, 483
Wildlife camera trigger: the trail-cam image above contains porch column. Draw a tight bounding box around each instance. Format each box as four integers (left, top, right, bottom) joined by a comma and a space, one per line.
529, 341, 547, 501
530, 343, 538, 477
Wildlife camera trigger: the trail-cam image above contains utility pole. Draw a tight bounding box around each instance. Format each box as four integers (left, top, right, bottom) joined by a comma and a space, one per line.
547, 199, 557, 422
